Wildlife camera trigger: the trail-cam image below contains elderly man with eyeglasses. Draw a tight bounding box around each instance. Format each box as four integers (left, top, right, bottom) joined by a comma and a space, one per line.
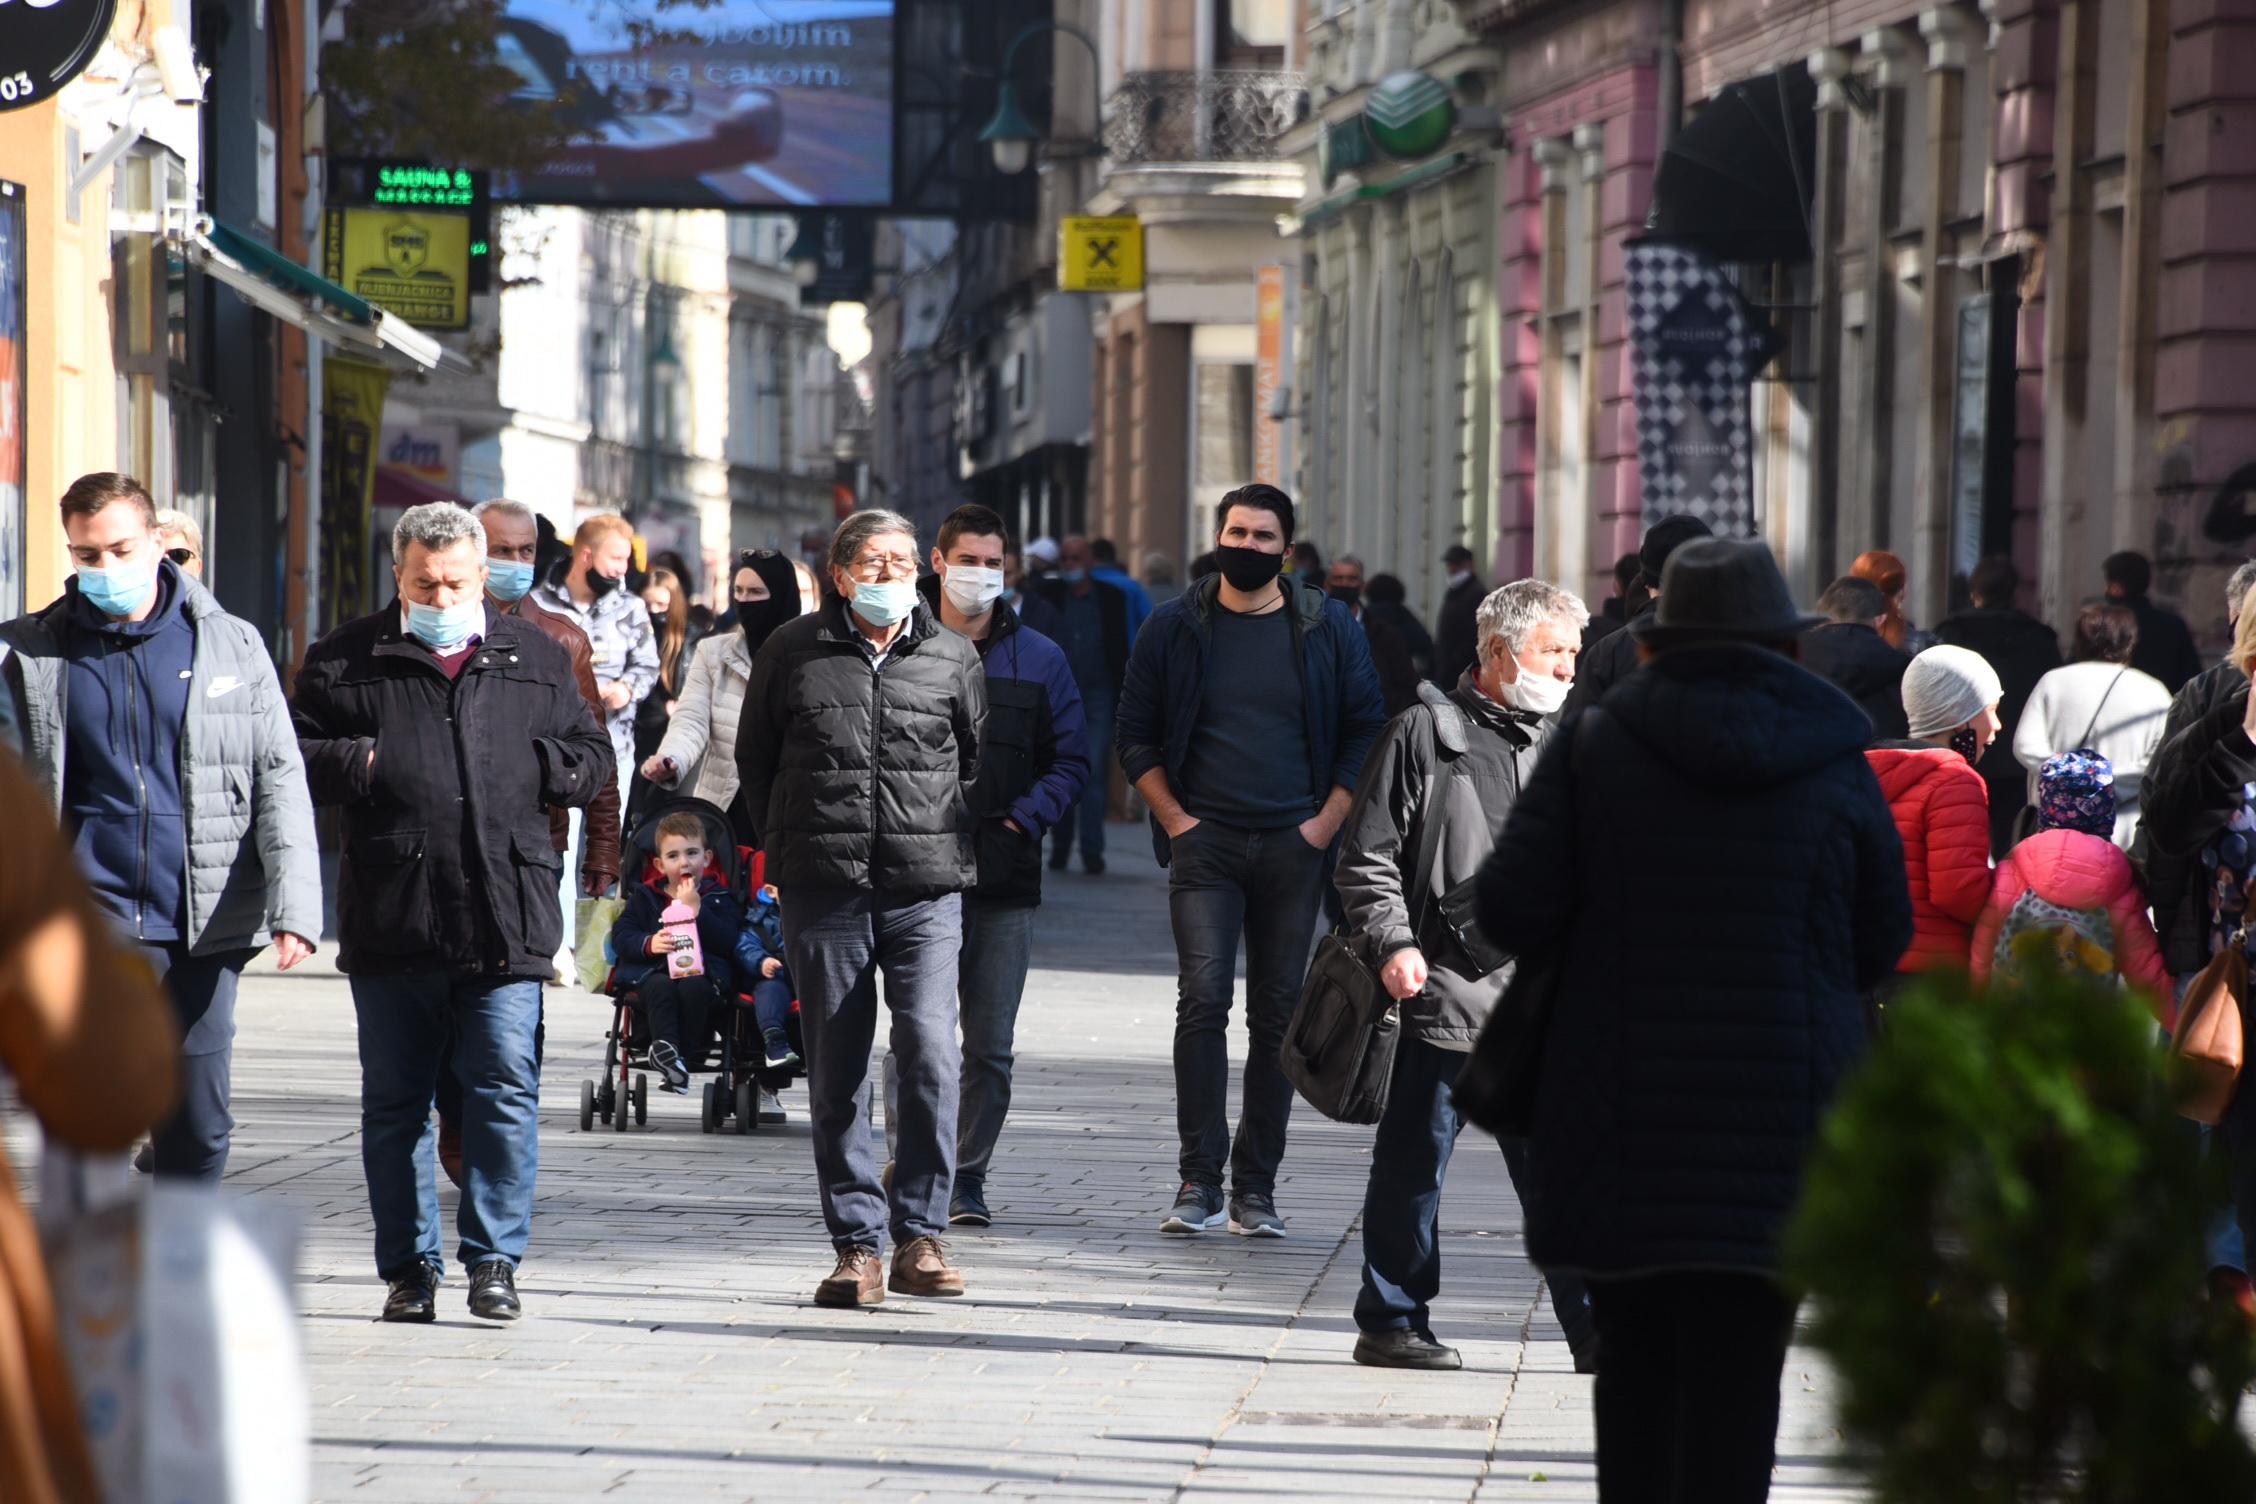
736, 509, 987, 1308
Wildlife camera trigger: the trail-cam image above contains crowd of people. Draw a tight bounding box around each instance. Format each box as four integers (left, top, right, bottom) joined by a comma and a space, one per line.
9, 463, 2255, 1504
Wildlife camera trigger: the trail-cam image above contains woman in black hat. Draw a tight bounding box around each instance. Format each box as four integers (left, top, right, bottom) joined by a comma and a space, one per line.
1475, 537, 1914, 1504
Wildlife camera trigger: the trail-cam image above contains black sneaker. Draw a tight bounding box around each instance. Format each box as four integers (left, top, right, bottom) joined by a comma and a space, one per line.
1229, 1191, 1286, 1239
651, 1040, 689, 1093
1353, 1327, 1463, 1370
949, 1182, 993, 1227
468, 1260, 522, 1321
762, 1029, 801, 1072
1160, 1181, 1226, 1234
1084, 855, 1106, 875
380, 1266, 438, 1323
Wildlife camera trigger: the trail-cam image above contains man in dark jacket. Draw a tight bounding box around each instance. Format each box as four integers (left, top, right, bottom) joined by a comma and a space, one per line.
1581, 552, 1643, 651
1, 472, 321, 1184
1336, 579, 1597, 1374
293, 502, 613, 1325
1934, 554, 2064, 854
1477, 539, 1912, 1502
736, 509, 987, 1308
1561, 513, 1713, 719
1117, 483, 1386, 1239
1432, 545, 1485, 687
1363, 573, 1435, 680
2106, 549, 2202, 693
882, 505, 1089, 1229
1032, 535, 1132, 875
1800, 576, 1912, 741
1326, 555, 1422, 717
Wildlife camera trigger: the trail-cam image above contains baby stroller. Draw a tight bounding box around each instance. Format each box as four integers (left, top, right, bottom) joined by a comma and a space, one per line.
577, 795, 806, 1135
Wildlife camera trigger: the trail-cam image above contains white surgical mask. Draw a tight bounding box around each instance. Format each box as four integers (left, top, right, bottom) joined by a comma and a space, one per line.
942, 564, 1006, 616
1499, 663, 1571, 716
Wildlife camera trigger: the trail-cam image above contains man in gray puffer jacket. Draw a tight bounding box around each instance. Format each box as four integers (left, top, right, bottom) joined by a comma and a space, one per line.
0, 473, 320, 1181
1333, 578, 1595, 1373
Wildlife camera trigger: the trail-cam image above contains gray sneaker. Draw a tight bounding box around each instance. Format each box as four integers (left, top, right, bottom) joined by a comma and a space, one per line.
1229, 1191, 1286, 1238
1160, 1181, 1226, 1234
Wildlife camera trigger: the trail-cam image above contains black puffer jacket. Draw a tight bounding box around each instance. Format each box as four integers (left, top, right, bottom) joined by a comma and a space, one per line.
735, 595, 985, 898
2139, 658, 2247, 971
1559, 593, 1651, 720
291, 605, 614, 977
1476, 643, 1912, 1277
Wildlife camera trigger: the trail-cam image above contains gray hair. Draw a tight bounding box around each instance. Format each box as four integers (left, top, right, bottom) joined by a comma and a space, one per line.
2228, 560, 2256, 624
1334, 553, 1365, 572
1476, 579, 1590, 658
392, 501, 486, 566
828, 508, 918, 574
472, 498, 538, 533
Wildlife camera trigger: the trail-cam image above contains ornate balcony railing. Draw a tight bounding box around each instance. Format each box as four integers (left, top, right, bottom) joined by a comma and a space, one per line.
1102, 71, 1310, 166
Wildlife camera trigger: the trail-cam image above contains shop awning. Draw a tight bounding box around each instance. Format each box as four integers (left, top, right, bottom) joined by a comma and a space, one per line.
184, 219, 454, 371
1645, 67, 1818, 263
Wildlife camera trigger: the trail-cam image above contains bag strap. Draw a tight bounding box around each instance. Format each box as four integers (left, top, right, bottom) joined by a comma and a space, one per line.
1404, 697, 1468, 930
2075, 669, 2127, 752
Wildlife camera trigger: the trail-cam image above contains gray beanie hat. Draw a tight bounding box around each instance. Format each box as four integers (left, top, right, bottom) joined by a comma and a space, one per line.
1902, 645, 2004, 740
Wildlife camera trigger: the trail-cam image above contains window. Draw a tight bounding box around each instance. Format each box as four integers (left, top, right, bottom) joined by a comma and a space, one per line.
1218, 0, 1289, 68
1196, 364, 1256, 487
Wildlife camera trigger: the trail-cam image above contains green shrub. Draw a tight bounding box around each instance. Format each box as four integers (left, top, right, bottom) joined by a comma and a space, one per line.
1786, 973, 2256, 1502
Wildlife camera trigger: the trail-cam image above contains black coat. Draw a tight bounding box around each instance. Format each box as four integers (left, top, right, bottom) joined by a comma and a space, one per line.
735, 595, 986, 898
1799, 622, 1912, 741
1476, 643, 1912, 1277
1365, 600, 1435, 680
1030, 574, 1132, 698
2140, 659, 2248, 970
2124, 595, 2203, 695
1934, 605, 2064, 854
292, 605, 615, 977
1433, 575, 1485, 689
1363, 613, 1423, 718
1560, 594, 1652, 721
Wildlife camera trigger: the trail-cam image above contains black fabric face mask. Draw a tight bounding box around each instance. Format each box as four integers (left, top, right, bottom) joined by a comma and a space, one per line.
1216, 545, 1284, 594
736, 596, 797, 654
1327, 585, 1361, 609
586, 569, 622, 599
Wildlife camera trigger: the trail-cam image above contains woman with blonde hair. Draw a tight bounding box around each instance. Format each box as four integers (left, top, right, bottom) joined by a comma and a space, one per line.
628, 566, 704, 824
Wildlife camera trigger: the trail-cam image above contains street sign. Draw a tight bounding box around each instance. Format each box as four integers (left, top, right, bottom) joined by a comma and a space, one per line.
322, 207, 472, 330
0, 0, 120, 112
329, 160, 492, 293
1060, 216, 1143, 293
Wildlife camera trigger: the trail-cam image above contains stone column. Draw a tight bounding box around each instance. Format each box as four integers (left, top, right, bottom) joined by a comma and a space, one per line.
2038, 0, 2097, 627
1808, 48, 1855, 579
1852, 26, 1917, 556
1532, 135, 1575, 587
1574, 122, 1607, 595
1913, 4, 1983, 624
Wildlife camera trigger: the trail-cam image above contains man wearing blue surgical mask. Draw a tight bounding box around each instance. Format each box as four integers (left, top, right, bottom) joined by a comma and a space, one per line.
735, 509, 987, 1309
0, 472, 322, 1186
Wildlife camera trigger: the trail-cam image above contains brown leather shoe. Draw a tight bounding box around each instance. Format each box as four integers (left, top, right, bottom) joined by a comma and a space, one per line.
814, 1246, 885, 1308
889, 1236, 966, 1297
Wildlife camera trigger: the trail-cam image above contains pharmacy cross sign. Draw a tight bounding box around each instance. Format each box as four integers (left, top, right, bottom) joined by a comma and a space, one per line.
0, 0, 120, 112
1059, 215, 1144, 293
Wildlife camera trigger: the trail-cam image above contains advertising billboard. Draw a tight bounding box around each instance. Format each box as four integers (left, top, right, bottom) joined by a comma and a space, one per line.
323, 206, 474, 329
489, 0, 893, 209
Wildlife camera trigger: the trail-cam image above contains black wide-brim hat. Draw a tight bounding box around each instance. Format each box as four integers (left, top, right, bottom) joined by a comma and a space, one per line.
1628, 537, 1827, 647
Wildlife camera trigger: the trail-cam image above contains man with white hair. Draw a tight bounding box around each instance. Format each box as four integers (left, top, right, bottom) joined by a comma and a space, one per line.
293, 501, 615, 1324
1333, 579, 1597, 1372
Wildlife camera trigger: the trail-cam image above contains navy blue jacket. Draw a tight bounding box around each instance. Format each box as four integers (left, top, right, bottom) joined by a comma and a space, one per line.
1476, 643, 1912, 1278
58, 568, 196, 941
1116, 573, 1387, 866
613, 871, 753, 992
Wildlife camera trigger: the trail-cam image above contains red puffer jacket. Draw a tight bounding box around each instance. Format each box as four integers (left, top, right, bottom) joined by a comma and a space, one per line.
1866, 744, 1993, 971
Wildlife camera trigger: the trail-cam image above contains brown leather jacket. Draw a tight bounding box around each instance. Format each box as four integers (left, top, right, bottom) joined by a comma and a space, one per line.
512, 594, 623, 889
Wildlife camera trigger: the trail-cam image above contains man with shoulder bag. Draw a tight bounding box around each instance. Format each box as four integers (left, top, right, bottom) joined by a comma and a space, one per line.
1332, 579, 1597, 1372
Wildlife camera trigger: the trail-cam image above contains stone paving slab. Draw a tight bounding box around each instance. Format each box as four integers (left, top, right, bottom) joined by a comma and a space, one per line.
5, 833, 1874, 1501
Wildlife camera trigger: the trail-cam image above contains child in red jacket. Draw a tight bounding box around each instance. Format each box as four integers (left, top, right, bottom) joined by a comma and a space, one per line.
1972, 750, 2170, 1021
1867, 645, 2001, 975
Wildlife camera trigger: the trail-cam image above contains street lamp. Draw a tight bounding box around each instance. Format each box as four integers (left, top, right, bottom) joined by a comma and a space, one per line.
784, 217, 823, 288
979, 20, 1104, 176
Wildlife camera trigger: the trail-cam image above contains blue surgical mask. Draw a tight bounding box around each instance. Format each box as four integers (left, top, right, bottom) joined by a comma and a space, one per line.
487, 558, 536, 603
76, 556, 158, 617
1058, 568, 1087, 585
406, 598, 484, 651
850, 579, 918, 628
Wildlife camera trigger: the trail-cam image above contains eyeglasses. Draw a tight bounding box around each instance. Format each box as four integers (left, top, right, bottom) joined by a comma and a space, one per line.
845, 552, 918, 582
165, 548, 197, 567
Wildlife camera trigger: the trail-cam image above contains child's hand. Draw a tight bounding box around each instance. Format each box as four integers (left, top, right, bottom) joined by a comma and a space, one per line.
670, 873, 702, 912
760, 957, 782, 979
759, 884, 778, 903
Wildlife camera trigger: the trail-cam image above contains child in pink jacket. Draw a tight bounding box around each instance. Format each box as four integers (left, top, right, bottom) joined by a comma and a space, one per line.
1972, 749, 2171, 1023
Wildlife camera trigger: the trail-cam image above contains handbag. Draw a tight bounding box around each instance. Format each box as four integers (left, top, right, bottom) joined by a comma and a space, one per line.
573, 894, 626, 993
2171, 930, 2247, 1125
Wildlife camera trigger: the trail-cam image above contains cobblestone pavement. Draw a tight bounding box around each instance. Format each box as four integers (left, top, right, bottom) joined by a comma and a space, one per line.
24, 832, 1870, 1502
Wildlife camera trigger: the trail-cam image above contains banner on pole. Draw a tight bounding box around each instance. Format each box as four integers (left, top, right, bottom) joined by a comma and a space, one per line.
1254, 266, 1286, 487
320, 359, 392, 630
1626, 242, 1775, 537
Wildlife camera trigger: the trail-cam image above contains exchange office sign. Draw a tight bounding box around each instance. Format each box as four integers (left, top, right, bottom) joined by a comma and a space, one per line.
322, 207, 472, 329
0, 0, 121, 111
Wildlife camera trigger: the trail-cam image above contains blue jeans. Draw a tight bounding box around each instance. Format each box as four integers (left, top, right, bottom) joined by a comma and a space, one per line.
879, 900, 1036, 1189
1052, 693, 1114, 864
351, 973, 543, 1279
751, 975, 794, 1037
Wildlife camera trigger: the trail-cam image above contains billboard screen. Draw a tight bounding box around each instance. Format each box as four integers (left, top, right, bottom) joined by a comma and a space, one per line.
489, 0, 893, 209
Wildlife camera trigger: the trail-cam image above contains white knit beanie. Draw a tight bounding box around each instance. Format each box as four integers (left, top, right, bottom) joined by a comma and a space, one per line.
1902, 645, 2005, 740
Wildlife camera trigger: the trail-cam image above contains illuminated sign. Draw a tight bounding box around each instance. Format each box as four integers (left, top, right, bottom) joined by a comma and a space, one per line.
330, 160, 491, 293
373, 166, 479, 209
322, 208, 473, 330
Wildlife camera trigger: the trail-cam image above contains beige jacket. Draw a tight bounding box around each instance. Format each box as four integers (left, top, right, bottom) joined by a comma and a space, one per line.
652, 632, 752, 811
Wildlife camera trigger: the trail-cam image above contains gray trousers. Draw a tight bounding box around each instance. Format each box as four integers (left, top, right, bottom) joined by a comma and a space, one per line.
881, 898, 1037, 1188
782, 886, 965, 1252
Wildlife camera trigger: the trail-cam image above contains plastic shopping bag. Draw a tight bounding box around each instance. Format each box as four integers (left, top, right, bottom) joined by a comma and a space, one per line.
574, 894, 626, 993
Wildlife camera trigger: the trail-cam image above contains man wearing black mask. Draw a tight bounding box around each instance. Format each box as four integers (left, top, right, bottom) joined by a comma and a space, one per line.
1117, 484, 1386, 1240
1326, 554, 1421, 717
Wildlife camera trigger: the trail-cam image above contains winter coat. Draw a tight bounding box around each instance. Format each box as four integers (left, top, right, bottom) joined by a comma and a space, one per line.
1091, 562, 1154, 641
2140, 683, 2256, 869
2141, 658, 2247, 971
0, 564, 322, 955
1934, 605, 2064, 856
611, 870, 750, 992
2121, 593, 2203, 695
734, 595, 986, 898
529, 568, 659, 774
652, 629, 754, 811
1365, 599, 1435, 679
1799, 621, 1912, 741
916, 578, 1090, 907
1561, 593, 1651, 721
2014, 661, 2172, 848
291, 604, 615, 976
1476, 642, 1912, 1277
510, 593, 622, 886
1969, 828, 2169, 1014
1433, 574, 1485, 688
1031, 573, 1133, 700
1866, 742, 1993, 971
1362, 612, 1424, 718
1116, 574, 1387, 867
1335, 677, 1549, 1047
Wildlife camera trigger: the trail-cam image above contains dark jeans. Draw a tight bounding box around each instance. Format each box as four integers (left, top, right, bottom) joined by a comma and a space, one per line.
1587, 1272, 1797, 1504
878, 899, 1036, 1188
137, 943, 250, 1184
1356, 1036, 1593, 1345
751, 974, 794, 1037
1168, 819, 1326, 1196
350, 972, 543, 1278
640, 971, 720, 1064
782, 886, 964, 1252
1052, 693, 1114, 864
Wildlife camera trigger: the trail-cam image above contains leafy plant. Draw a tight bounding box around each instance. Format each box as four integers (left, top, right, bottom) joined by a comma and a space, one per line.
323, 0, 572, 172
1787, 973, 2256, 1502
